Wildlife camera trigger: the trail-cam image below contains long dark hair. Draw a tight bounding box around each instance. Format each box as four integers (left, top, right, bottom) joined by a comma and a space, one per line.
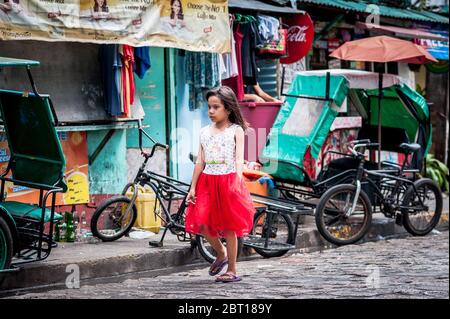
93, 0, 108, 12
170, 0, 184, 20
206, 86, 249, 131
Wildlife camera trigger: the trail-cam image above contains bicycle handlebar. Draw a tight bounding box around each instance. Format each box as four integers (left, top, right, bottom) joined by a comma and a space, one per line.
137, 119, 169, 158
349, 139, 371, 145
348, 141, 380, 158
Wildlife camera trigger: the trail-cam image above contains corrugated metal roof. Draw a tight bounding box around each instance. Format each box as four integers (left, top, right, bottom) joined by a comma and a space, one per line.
228, 0, 304, 14
297, 0, 449, 24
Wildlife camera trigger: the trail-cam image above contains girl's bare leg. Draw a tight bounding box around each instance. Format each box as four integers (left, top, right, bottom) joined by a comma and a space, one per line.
203, 232, 227, 260
224, 231, 238, 274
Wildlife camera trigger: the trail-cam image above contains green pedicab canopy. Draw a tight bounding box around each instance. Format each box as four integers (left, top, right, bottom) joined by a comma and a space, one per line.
261, 70, 431, 184
0, 90, 67, 192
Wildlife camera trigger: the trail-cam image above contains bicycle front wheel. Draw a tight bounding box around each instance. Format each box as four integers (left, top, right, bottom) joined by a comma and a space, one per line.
315, 184, 372, 246
91, 196, 137, 242
402, 178, 443, 236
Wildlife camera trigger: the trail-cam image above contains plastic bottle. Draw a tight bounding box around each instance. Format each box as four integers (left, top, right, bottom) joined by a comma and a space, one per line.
59, 219, 67, 242
74, 211, 81, 242
54, 221, 60, 242
66, 212, 75, 243
80, 211, 88, 241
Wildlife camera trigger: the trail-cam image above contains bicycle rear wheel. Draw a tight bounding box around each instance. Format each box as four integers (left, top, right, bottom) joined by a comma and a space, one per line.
402, 178, 443, 236
91, 196, 137, 242
315, 184, 372, 246
247, 209, 296, 258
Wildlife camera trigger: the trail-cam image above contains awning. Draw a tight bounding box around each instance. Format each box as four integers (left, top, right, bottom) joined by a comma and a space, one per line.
356, 22, 449, 42
297, 0, 449, 24
295, 69, 401, 90
228, 0, 304, 14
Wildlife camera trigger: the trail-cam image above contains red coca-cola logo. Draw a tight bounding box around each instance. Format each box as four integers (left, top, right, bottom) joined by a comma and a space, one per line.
280, 13, 314, 65
287, 25, 310, 42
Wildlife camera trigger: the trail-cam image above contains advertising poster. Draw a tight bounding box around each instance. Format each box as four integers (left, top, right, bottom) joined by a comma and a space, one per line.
0, 0, 230, 53
0, 131, 90, 205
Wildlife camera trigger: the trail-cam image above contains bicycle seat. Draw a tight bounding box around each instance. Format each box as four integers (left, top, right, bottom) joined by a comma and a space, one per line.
399, 143, 421, 153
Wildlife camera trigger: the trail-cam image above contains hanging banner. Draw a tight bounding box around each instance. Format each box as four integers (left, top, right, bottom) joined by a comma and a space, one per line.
280, 13, 314, 65
413, 23, 449, 61
0, 0, 230, 53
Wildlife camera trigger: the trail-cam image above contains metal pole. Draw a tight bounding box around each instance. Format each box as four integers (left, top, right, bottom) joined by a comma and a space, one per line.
378, 71, 383, 169
325, 72, 330, 101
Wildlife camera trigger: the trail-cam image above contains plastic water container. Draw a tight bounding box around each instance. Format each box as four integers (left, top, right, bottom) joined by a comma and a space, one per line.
126, 187, 161, 234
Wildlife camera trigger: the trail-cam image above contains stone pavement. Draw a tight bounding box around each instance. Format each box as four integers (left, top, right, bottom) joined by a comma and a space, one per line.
1, 208, 448, 293
9, 230, 449, 299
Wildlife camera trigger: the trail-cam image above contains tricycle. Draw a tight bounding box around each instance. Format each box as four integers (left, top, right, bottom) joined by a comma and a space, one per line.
247, 69, 436, 246
0, 57, 66, 282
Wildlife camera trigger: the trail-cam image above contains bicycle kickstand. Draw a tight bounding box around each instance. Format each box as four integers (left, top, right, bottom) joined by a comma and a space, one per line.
149, 226, 169, 248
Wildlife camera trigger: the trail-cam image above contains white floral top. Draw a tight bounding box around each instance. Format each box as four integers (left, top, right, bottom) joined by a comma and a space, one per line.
201, 123, 239, 175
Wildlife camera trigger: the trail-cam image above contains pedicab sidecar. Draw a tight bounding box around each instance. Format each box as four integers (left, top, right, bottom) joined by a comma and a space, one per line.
0, 57, 67, 277
260, 69, 431, 198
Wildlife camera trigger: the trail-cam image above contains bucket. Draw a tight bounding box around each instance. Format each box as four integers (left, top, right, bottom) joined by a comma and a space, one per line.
239, 101, 282, 162
243, 169, 272, 208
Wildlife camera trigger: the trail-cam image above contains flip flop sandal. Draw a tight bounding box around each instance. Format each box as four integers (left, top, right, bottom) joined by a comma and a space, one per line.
215, 272, 242, 283
208, 257, 228, 276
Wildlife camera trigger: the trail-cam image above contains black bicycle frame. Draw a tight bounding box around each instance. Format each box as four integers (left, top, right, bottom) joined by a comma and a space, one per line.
363, 169, 423, 214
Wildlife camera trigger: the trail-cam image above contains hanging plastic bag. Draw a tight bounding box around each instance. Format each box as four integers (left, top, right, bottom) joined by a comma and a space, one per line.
257, 29, 287, 57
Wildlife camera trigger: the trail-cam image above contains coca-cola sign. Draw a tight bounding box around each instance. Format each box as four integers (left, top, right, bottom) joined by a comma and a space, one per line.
280, 13, 314, 64
287, 26, 310, 42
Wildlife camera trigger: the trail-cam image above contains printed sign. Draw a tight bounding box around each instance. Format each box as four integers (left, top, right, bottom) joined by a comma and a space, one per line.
0, 131, 90, 205
280, 13, 314, 64
0, 0, 231, 53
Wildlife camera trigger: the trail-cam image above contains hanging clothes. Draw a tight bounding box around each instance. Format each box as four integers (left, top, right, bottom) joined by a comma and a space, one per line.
185, 51, 220, 110
221, 22, 244, 101
218, 54, 227, 81
99, 44, 122, 117
240, 21, 259, 86
134, 46, 151, 79
220, 16, 239, 80
121, 45, 135, 117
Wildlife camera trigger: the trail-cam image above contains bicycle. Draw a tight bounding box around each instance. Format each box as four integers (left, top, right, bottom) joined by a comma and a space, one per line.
315, 140, 443, 246
90, 121, 244, 264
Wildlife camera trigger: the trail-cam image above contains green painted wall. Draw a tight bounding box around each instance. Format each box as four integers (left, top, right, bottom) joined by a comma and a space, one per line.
166, 49, 177, 178
88, 129, 127, 195
127, 47, 167, 148
87, 48, 168, 196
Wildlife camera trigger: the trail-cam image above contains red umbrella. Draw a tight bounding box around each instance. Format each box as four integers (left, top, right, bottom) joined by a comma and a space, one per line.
330, 36, 437, 167
330, 35, 438, 64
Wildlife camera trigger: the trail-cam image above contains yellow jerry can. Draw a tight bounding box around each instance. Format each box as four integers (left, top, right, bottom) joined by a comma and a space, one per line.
126, 187, 161, 234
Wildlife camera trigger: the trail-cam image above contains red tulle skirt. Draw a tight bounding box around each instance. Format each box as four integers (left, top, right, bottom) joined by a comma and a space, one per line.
185, 172, 255, 238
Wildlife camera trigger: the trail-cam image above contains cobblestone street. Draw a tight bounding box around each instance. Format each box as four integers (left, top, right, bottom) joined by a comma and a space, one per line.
9, 231, 449, 299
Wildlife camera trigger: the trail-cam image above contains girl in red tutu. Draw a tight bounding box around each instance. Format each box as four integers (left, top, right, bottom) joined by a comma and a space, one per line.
185, 86, 255, 283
